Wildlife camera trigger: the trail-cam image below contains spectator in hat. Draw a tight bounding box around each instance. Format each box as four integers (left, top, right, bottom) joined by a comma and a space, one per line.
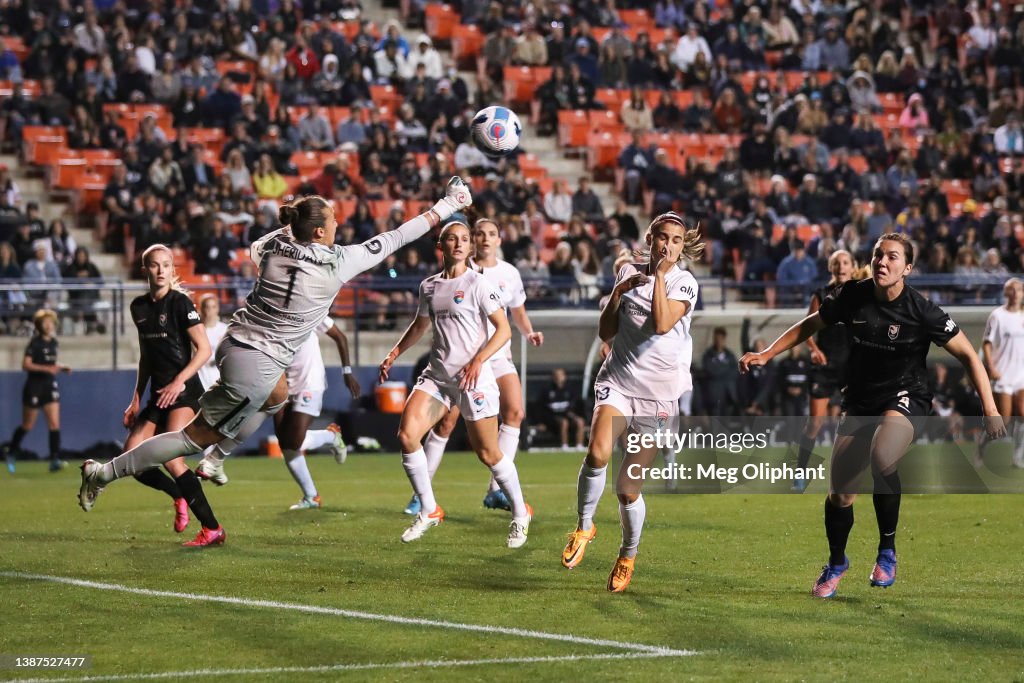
793, 173, 832, 224
898, 93, 930, 133
572, 177, 605, 225
672, 21, 711, 72
373, 39, 411, 83
312, 54, 345, 105
407, 34, 442, 79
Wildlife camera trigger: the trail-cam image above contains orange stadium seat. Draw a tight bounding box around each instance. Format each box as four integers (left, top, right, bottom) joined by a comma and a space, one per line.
51, 158, 87, 190
618, 9, 653, 28
451, 24, 484, 64
588, 109, 621, 132
424, 4, 458, 41
594, 88, 626, 111
502, 66, 552, 106
557, 109, 589, 148
370, 84, 403, 110
587, 130, 630, 172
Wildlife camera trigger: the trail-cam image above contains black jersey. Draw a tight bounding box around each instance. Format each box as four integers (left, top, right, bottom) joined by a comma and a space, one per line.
130, 290, 203, 392
818, 279, 959, 403
813, 283, 850, 368
24, 335, 58, 381
545, 383, 574, 415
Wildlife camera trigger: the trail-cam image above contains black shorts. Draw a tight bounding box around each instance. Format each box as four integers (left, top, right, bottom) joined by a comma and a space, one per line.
138, 386, 203, 430
809, 366, 843, 401
23, 379, 59, 408
843, 393, 932, 419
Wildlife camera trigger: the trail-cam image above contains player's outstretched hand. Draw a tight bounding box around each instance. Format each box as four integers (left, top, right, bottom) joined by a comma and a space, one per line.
738, 351, 768, 374
458, 357, 483, 391
155, 380, 186, 409
527, 331, 544, 346
123, 396, 139, 429
345, 374, 362, 399
379, 352, 396, 384
984, 414, 1007, 440
614, 273, 648, 297
431, 176, 473, 222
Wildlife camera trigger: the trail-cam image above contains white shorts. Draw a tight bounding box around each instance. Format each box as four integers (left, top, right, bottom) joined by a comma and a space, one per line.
289, 388, 324, 417
993, 377, 1024, 395
489, 355, 518, 379
414, 371, 500, 422
594, 382, 679, 435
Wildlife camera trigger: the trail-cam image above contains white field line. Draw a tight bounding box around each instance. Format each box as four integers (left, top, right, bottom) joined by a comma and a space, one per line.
3, 652, 683, 683
1, 572, 697, 658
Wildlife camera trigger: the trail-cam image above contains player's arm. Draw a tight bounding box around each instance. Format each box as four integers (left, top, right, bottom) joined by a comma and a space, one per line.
379, 314, 431, 383
126, 346, 151, 428
338, 177, 473, 281
981, 340, 998, 380
22, 354, 59, 375
598, 269, 648, 342
804, 293, 826, 364
509, 305, 543, 346
738, 312, 827, 373
459, 308, 511, 390
325, 323, 361, 398
155, 323, 212, 409
650, 267, 690, 335
943, 330, 1005, 438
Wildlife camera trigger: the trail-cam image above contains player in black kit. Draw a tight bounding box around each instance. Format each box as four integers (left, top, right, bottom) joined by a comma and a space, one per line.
3, 309, 71, 473
125, 244, 221, 546
740, 234, 1004, 598
792, 249, 856, 492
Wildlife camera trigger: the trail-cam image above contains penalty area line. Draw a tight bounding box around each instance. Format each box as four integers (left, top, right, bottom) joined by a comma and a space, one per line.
3, 652, 683, 683
1, 571, 697, 658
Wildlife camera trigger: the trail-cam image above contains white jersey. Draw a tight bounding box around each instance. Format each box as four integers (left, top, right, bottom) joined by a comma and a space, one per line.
286, 317, 334, 394
417, 269, 503, 380
595, 262, 699, 399
198, 320, 229, 390
228, 218, 430, 367
475, 259, 526, 360
983, 305, 1024, 382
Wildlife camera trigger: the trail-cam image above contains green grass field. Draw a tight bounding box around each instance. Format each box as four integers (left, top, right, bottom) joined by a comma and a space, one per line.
2, 450, 1023, 682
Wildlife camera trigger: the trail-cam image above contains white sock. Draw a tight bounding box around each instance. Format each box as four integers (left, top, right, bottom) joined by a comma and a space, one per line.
201, 445, 223, 465
488, 425, 520, 492
300, 429, 336, 452
283, 448, 318, 499
618, 495, 646, 559
402, 448, 437, 514
213, 411, 268, 458
489, 455, 528, 518
423, 430, 449, 480
1013, 421, 1024, 465
577, 463, 607, 531
103, 430, 202, 483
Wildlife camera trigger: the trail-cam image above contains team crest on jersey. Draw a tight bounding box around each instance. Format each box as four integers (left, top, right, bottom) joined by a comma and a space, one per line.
301, 391, 312, 405
472, 391, 485, 407
888, 324, 900, 340
159, 313, 167, 327
656, 411, 669, 428
498, 280, 507, 291
453, 290, 465, 304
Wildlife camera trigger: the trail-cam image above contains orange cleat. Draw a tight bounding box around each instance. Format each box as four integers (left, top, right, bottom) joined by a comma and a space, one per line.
607, 556, 635, 593
182, 526, 226, 548
561, 524, 597, 569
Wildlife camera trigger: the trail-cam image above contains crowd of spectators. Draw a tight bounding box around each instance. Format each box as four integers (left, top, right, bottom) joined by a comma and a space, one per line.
1, 0, 1023, 323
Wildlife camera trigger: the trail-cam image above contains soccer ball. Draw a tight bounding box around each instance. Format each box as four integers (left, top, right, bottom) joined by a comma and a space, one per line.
471, 105, 522, 158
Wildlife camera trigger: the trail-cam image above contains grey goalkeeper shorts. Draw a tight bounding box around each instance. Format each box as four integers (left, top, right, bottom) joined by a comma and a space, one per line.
199, 336, 286, 438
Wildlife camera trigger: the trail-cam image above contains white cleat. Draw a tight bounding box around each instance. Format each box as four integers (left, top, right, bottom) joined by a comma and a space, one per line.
507, 504, 534, 549
327, 424, 348, 464
401, 505, 445, 543
78, 459, 106, 511
196, 456, 229, 486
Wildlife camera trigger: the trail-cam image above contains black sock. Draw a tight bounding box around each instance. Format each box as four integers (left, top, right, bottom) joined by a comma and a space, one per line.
48, 430, 61, 460
10, 426, 27, 450
873, 470, 902, 553
824, 498, 854, 566
134, 468, 183, 499
796, 433, 816, 469
174, 470, 219, 530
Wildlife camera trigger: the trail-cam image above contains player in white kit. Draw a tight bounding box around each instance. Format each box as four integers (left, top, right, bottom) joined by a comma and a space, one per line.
977, 278, 1024, 467
197, 294, 229, 391
560, 213, 703, 592
79, 178, 474, 545
403, 217, 544, 516
379, 221, 533, 548
195, 315, 359, 507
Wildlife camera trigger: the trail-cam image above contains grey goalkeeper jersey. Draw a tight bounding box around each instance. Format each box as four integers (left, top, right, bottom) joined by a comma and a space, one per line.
228, 217, 431, 366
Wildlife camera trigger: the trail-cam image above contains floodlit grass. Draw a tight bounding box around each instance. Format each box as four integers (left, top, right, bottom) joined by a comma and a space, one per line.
2, 449, 1022, 682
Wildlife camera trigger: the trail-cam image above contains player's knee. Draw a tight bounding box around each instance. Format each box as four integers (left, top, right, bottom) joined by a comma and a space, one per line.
617, 492, 639, 505
829, 492, 856, 508
476, 447, 502, 467
397, 429, 420, 454
585, 443, 610, 468
501, 405, 525, 427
